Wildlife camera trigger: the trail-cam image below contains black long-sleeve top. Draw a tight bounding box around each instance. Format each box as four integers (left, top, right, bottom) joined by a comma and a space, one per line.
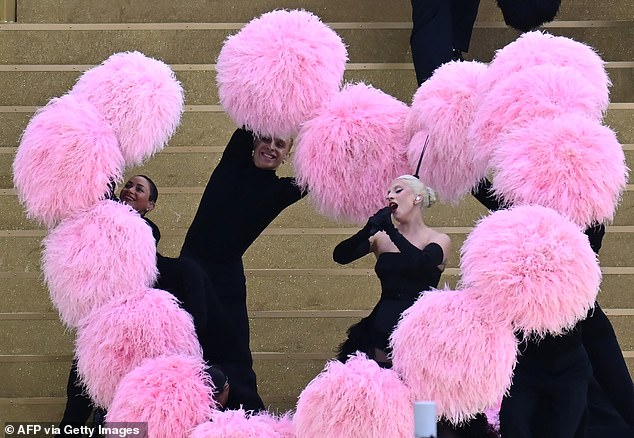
181, 128, 305, 263
471, 178, 605, 355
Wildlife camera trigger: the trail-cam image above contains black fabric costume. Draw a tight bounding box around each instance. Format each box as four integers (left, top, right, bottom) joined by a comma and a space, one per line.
57, 360, 100, 437
333, 211, 443, 360
472, 179, 634, 438
180, 128, 305, 411
333, 212, 498, 438
410, 0, 480, 84
58, 212, 261, 432
58, 216, 163, 436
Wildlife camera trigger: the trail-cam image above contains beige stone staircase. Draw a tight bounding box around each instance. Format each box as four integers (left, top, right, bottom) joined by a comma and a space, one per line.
0, 0, 632, 423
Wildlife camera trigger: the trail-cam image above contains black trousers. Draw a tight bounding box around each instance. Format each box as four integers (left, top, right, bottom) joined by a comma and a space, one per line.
582, 303, 634, 432
57, 360, 102, 437
58, 254, 265, 429
410, 0, 480, 84
499, 334, 591, 438
586, 376, 634, 438
180, 253, 264, 412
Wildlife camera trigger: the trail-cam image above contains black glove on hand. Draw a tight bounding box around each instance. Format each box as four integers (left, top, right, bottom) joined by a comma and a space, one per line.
365, 206, 394, 235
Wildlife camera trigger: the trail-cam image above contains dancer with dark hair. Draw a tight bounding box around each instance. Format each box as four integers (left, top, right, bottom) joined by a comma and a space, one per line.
180, 127, 306, 411
57, 173, 249, 435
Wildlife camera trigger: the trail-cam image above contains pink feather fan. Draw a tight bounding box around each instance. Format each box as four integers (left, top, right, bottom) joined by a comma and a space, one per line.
294, 353, 413, 438
70, 51, 184, 166
481, 30, 610, 111
490, 113, 628, 228
75, 288, 202, 408
190, 410, 295, 438
216, 9, 348, 139
42, 200, 157, 327
390, 289, 518, 425
468, 63, 607, 168
293, 82, 411, 224
106, 354, 214, 438
460, 205, 601, 337
12, 94, 123, 228
406, 60, 489, 203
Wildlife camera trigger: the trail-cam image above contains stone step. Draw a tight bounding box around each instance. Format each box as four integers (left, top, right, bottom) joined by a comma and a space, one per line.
0, 316, 350, 357
2, 269, 632, 314
2, 0, 633, 417
0, 355, 329, 415
0, 314, 631, 393
2, 173, 633, 229
2, 107, 632, 151
13, 0, 634, 23
1, 227, 633, 275
1, 24, 632, 65
1, 63, 633, 109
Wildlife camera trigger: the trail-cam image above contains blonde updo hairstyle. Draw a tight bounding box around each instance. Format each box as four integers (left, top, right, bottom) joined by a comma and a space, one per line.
395, 175, 436, 210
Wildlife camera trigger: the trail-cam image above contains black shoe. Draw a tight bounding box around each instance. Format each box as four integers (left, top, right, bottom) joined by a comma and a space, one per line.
451, 49, 465, 62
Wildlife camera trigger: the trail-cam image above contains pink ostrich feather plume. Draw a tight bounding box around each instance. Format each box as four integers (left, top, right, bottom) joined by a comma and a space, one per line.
12, 94, 123, 228
490, 114, 628, 227
294, 353, 414, 438
190, 410, 294, 438
460, 205, 602, 337
42, 200, 157, 327
257, 412, 295, 438
482, 31, 610, 111
75, 288, 202, 408
293, 82, 411, 224
245, 412, 295, 438
105, 354, 214, 438
469, 63, 607, 168
216, 9, 347, 139
390, 289, 518, 425
70, 51, 184, 166
406, 61, 489, 203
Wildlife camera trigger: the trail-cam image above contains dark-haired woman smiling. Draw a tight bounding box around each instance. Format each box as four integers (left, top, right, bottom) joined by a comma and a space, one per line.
119, 174, 157, 216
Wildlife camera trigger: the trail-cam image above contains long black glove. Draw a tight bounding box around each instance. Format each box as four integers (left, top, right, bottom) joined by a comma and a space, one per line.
584, 223, 605, 255
471, 178, 502, 211
332, 206, 393, 264
366, 206, 393, 234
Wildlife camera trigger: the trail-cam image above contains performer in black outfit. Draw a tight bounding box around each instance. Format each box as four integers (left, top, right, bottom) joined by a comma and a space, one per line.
58, 174, 249, 434
410, 0, 481, 85
472, 179, 634, 438
57, 175, 160, 436
180, 127, 305, 411
333, 175, 498, 438
333, 211, 445, 365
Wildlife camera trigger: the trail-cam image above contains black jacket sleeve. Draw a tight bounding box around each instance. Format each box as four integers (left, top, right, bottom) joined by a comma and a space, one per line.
584, 223, 605, 255
279, 177, 308, 207
471, 178, 502, 212
221, 128, 254, 163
